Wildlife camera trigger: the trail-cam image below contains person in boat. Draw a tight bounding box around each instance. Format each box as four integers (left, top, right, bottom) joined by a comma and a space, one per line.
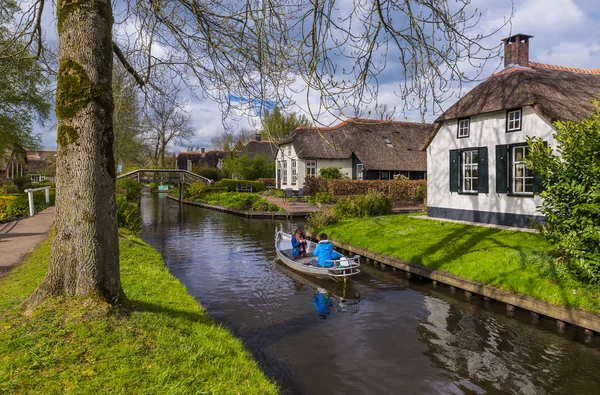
291, 229, 307, 258
311, 233, 341, 267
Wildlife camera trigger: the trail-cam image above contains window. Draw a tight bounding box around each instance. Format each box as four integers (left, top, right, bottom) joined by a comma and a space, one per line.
282, 161, 288, 184
507, 109, 522, 132
306, 160, 317, 177
449, 147, 488, 194
356, 164, 364, 180
380, 171, 390, 180
457, 118, 470, 138
291, 160, 297, 185
512, 146, 534, 194
461, 150, 479, 193
28, 174, 45, 183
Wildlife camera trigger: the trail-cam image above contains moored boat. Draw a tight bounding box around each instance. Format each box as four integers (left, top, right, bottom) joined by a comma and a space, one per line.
275, 231, 360, 281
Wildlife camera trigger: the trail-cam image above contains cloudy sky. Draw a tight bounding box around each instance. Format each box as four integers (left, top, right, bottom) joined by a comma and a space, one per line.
37, 0, 600, 152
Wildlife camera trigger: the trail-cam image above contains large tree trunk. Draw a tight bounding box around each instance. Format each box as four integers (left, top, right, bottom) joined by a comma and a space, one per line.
28, 0, 125, 306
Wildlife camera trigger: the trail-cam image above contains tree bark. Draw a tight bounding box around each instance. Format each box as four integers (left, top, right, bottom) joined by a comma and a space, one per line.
28, 0, 125, 306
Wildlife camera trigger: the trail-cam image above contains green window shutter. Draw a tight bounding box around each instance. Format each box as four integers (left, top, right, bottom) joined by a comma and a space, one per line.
495, 145, 508, 194
449, 149, 459, 192
478, 147, 489, 193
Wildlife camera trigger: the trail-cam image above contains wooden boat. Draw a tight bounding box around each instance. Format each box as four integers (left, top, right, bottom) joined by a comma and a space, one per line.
275, 231, 360, 281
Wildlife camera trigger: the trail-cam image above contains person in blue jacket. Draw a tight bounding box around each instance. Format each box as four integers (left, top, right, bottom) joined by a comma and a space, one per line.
311, 233, 341, 267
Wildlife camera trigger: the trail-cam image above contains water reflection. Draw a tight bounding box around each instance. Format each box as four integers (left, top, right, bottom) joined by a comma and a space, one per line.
140, 193, 600, 395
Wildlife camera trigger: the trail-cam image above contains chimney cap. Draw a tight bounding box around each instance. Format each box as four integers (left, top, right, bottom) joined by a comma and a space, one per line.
502, 33, 534, 43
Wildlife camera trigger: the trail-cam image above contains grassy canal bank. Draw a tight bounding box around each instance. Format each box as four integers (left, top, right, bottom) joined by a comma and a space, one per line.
321, 214, 600, 315
0, 235, 278, 394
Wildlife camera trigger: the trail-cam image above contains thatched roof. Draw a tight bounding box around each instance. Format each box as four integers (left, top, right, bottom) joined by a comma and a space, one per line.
279, 119, 430, 171
423, 63, 600, 148
240, 140, 277, 160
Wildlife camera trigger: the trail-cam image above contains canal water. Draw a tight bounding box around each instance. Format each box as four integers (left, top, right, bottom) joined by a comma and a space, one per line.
140, 193, 600, 394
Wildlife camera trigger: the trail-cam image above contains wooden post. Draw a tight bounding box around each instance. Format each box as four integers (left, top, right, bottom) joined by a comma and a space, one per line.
381, 262, 386, 269
484, 297, 491, 308
464, 291, 472, 301
432, 280, 437, 288
557, 320, 566, 334
584, 329, 594, 343
179, 182, 184, 204
449, 286, 456, 294
531, 312, 539, 324
405, 271, 411, 279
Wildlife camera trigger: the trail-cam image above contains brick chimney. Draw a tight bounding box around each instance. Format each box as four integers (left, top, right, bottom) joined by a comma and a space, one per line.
255, 133, 262, 142
503, 34, 533, 68
201, 147, 205, 154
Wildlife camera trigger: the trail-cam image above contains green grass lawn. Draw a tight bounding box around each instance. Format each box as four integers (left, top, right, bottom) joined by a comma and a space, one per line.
324, 214, 600, 314
0, 235, 278, 394
192, 192, 283, 212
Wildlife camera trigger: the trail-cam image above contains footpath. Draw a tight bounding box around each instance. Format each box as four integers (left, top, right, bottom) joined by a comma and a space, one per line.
0, 207, 54, 277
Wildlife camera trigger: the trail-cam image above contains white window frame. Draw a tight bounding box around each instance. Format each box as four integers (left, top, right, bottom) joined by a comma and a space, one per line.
282, 160, 288, 184
457, 118, 470, 138
461, 150, 478, 193
507, 109, 522, 132
356, 163, 364, 180
28, 174, 45, 183
305, 160, 317, 178
512, 146, 534, 194
291, 160, 297, 185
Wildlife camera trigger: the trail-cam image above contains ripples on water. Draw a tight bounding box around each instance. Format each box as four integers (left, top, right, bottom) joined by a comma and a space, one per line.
141, 194, 600, 394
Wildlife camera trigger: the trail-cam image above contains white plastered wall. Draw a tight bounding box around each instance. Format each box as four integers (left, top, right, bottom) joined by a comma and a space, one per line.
427, 106, 556, 216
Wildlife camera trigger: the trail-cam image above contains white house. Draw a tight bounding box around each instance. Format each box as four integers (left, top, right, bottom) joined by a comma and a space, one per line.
276, 118, 430, 191
425, 34, 600, 227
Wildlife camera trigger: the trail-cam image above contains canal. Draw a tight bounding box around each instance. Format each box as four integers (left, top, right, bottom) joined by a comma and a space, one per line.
140, 193, 600, 394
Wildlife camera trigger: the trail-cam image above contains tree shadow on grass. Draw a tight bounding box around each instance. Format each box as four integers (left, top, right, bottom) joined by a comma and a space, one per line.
129, 300, 213, 325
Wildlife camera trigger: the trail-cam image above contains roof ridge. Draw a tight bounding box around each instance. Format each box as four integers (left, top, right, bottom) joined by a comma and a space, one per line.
530, 61, 600, 74
295, 118, 427, 131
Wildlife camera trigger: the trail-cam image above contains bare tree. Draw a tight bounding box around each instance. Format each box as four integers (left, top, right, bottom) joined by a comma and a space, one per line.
145, 86, 194, 168
211, 129, 254, 151
17, 0, 511, 306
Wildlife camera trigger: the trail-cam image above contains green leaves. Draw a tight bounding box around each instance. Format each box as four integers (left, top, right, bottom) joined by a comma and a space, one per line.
526, 102, 600, 284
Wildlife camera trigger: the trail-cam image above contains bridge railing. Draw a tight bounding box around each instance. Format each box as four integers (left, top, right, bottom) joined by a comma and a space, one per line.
117, 169, 212, 186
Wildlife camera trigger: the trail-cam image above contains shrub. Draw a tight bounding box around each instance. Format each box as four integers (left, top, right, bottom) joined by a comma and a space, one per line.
307, 207, 341, 232
192, 165, 222, 181
327, 179, 426, 203
261, 189, 285, 198
526, 103, 600, 284
214, 179, 265, 192
0, 195, 19, 220
257, 178, 276, 187
332, 192, 392, 218
12, 176, 28, 191
303, 176, 328, 196
314, 191, 332, 203
116, 178, 142, 201
188, 180, 211, 196
116, 193, 141, 233
1, 190, 56, 220
319, 167, 346, 180
149, 182, 159, 191
0, 183, 19, 194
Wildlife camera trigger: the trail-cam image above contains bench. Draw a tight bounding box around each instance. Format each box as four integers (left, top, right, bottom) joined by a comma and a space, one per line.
236, 183, 253, 192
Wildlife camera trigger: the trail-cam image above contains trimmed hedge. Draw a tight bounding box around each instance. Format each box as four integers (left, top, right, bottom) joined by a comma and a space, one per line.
327, 179, 426, 202
214, 179, 265, 192
257, 178, 276, 187
303, 176, 328, 196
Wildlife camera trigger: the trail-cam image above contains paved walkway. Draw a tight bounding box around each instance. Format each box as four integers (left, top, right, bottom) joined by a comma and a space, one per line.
0, 206, 55, 277
261, 195, 321, 213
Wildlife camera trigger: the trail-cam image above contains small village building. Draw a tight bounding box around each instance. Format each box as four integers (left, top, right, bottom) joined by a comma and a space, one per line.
276, 119, 430, 191
425, 34, 600, 227
0, 149, 56, 182
176, 149, 228, 171
240, 134, 277, 161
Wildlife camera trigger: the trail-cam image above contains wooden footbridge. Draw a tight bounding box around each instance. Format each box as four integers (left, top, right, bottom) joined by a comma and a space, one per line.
117, 169, 212, 202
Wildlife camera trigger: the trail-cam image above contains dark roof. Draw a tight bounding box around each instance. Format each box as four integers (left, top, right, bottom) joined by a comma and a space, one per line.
176, 150, 229, 169
423, 63, 600, 149
240, 140, 277, 160
280, 119, 430, 171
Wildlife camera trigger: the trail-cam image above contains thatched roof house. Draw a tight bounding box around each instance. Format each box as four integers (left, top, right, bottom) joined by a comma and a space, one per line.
240, 135, 277, 160
426, 33, 600, 228
280, 119, 430, 172
176, 149, 229, 170
276, 118, 431, 189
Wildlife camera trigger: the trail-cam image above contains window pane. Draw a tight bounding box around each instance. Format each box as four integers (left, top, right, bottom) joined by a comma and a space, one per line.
472, 179, 478, 191
515, 164, 524, 177
514, 148, 523, 161
525, 180, 534, 192
515, 179, 523, 192
472, 167, 478, 178
472, 152, 478, 162
464, 179, 471, 191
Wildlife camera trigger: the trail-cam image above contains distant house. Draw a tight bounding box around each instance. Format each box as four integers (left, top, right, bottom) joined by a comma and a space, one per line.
176, 149, 229, 171
425, 34, 600, 227
240, 134, 277, 161
1, 149, 56, 182
276, 119, 430, 191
